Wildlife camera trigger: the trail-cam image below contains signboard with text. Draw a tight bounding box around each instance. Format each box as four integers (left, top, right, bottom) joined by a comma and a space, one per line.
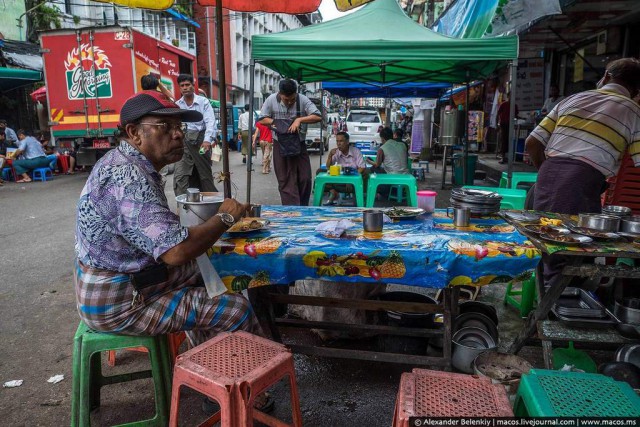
516, 58, 544, 111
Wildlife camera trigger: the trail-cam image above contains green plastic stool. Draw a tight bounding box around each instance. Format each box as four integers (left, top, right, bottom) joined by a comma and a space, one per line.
366, 173, 418, 207
71, 322, 172, 426
499, 172, 538, 189
463, 185, 526, 210
313, 172, 365, 207
514, 369, 640, 417
504, 271, 536, 317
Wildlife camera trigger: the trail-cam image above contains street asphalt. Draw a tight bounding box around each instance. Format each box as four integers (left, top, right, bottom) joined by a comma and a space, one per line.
0, 137, 555, 426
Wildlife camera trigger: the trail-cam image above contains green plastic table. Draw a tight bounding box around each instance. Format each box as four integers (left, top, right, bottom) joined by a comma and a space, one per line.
313, 172, 365, 207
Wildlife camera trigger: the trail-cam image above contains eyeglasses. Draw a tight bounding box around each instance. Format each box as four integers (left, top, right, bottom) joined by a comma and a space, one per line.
139, 122, 188, 133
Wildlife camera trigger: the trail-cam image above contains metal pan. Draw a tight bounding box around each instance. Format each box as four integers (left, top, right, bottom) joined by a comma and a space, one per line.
523, 224, 570, 235
568, 225, 621, 241
539, 232, 593, 246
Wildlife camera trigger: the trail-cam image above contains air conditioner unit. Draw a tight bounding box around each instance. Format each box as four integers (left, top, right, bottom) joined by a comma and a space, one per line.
596, 30, 607, 55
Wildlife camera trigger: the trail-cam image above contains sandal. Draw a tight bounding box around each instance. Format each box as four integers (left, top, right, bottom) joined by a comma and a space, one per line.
16, 178, 32, 183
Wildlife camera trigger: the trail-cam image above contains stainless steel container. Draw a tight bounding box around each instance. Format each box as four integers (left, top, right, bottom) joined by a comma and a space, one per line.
186, 188, 201, 202
614, 299, 640, 325
176, 192, 224, 226
602, 205, 632, 217
250, 204, 262, 217
363, 209, 384, 232
620, 216, 640, 234
452, 327, 497, 374
577, 213, 620, 232
438, 109, 462, 146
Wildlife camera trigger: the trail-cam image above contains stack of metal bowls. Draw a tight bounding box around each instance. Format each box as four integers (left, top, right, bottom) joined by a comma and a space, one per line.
450, 188, 503, 215
602, 205, 632, 218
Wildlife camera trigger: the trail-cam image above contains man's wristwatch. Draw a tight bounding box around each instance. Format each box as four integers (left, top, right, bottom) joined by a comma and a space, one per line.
215, 212, 236, 228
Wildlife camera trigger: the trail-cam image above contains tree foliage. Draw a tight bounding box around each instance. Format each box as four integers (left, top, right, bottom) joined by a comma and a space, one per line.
25, 0, 62, 43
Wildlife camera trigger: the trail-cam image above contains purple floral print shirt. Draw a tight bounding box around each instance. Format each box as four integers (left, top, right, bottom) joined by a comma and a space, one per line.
75, 141, 188, 273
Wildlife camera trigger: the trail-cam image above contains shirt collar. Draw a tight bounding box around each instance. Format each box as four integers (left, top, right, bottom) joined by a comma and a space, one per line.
337, 148, 353, 158
118, 140, 160, 178
599, 83, 630, 98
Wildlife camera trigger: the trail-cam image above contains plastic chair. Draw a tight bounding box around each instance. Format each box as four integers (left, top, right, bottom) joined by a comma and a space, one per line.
1, 167, 16, 182
313, 172, 364, 207
32, 167, 53, 182
504, 271, 536, 317
514, 369, 640, 417
392, 369, 512, 426
57, 155, 70, 174
169, 331, 302, 427
499, 172, 539, 189
463, 185, 526, 210
71, 321, 172, 427
367, 173, 418, 207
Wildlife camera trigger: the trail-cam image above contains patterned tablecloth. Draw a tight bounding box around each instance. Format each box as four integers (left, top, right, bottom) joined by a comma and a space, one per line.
208, 206, 541, 293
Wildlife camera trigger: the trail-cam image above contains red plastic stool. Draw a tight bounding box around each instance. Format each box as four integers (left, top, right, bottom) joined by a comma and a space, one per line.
57, 154, 70, 174
392, 369, 513, 426
107, 331, 186, 366
169, 331, 302, 427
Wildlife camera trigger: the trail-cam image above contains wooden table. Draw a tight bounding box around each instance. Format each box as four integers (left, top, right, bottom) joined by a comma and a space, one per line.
503, 212, 640, 360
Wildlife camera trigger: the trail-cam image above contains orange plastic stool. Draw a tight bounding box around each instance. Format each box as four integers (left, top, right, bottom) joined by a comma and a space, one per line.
392, 369, 513, 426
169, 331, 302, 427
57, 155, 70, 174
107, 331, 186, 367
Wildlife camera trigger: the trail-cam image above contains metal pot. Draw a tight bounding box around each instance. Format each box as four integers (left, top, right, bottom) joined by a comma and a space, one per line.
577, 213, 620, 232
452, 327, 496, 374
615, 344, 640, 369
620, 216, 640, 234
614, 298, 640, 325
176, 192, 224, 226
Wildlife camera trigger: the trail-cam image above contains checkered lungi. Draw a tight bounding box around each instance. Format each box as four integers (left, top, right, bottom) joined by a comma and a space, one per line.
74, 260, 259, 346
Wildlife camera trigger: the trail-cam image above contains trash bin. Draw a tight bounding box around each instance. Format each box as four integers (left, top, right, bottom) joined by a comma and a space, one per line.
453, 153, 478, 185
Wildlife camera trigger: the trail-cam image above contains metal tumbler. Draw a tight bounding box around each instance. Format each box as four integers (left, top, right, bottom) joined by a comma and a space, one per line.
453, 207, 471, 227
250, 204, 262, 217
363, 209, 384, 232
186, 188, 201, 203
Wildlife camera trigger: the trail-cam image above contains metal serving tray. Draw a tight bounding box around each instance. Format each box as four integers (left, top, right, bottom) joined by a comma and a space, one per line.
554, 287, 607, 318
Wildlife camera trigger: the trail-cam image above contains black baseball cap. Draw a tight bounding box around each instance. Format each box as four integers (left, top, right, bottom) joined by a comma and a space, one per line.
119, 90, 202, 126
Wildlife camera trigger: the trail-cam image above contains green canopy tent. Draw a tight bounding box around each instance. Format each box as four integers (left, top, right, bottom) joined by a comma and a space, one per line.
247, 0, 520, 198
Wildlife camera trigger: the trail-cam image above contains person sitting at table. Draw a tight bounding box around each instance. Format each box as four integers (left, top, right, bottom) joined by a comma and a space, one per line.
0, 120, 18, 147
13, 129, 51, 183
367, 126, 408, 174
321, 131, 366, 205
0, 129, 8, 185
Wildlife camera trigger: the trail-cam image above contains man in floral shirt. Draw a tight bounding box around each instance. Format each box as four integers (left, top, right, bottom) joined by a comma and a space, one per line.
74, 91, 258, 347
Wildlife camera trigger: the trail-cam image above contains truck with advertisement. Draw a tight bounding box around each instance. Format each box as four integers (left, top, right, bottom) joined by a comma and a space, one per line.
40, 26, 198, 165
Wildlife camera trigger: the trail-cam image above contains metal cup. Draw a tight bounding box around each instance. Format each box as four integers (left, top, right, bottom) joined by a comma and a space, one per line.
250, 204, 261, 217
453, 207, 471, 227
186, 188, 201, 203
363, 209, 384, 232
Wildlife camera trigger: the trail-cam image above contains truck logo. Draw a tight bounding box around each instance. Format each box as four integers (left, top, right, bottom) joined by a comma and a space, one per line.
64, 44, 113, 100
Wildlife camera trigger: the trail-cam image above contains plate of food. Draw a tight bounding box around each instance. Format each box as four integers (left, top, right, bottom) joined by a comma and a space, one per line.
384, 206, 425, 219
539, 232, 593, 246
568, 226, 621, 240
226, 218, 270, 234
523, 224, 571, 235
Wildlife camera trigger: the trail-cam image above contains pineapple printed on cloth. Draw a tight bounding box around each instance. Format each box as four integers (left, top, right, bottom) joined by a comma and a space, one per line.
209, 206, 540, 292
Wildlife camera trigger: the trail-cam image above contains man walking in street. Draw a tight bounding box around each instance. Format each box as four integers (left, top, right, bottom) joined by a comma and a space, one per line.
525, 57, 640, 286
174, 74, 218, 196
238, 104, 251, 164
258, 79, 321, 205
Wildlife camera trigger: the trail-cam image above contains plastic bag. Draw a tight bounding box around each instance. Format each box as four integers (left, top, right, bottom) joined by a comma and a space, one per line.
211, 145, 222, 162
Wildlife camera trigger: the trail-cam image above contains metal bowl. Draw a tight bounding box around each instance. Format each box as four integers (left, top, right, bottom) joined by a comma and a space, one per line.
452, 327, 497, 373
614, 298, 640, 325
577, 213, 620, 232
620, 216, 640, 234
616, 344, 640, 369
602, 205, 632, 217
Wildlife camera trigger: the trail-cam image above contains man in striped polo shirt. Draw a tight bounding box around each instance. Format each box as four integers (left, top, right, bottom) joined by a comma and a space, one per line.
525, 58, 640, 285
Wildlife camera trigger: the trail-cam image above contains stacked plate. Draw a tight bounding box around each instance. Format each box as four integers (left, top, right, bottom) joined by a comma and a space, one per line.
450, 188, 503, 215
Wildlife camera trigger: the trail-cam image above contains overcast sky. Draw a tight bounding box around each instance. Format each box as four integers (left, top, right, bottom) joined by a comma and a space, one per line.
318, 0, 361, 21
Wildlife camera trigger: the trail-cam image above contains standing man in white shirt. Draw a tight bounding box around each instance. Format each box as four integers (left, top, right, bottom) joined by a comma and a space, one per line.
174, 74, 218, 196
238, 104, 250, 164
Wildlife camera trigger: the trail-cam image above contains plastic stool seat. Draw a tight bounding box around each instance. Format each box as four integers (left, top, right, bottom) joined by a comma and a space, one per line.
313, 172, 364, 207
169, 331, 302, 427
500, 172, 538, 189
463, 185, 526, 209
367, 173, 418, 207
71, 321, 172, 426
1, 167, 16, 181
32, 167, 53, 182
514, 369, 640, 417
504, 271, 537, 317
393, 369, 512, 426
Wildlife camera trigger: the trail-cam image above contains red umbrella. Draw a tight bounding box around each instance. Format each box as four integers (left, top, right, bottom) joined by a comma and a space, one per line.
196, 0, 320, 13
30, 86, 47, 103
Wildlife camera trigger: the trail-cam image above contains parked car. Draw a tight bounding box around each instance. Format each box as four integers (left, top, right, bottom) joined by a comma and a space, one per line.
346, 109, 382, 144
304, 121, 329, 152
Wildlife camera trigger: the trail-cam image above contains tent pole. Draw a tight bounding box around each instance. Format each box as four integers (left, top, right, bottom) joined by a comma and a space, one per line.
247, 60, 256, 204
507, 60, 518, 189
214, 1, 231, 199
462, 72, 470, 186
206, 7, 214, 97
319, 84, 325, 168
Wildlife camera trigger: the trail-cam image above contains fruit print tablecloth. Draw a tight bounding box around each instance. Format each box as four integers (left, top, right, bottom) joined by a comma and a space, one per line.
208, 206, 541, 293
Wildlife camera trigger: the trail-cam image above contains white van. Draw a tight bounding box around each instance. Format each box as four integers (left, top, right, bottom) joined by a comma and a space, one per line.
346, 109, 381, 144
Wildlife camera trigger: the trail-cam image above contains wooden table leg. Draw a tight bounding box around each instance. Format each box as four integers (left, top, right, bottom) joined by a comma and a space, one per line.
442, 286, 459, 371
507, 256, 583, 354
542, 340, 553, 369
